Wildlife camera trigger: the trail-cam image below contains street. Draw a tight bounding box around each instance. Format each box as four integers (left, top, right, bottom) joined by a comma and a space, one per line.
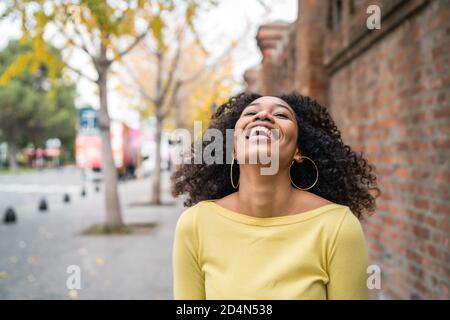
0, 167, 182, 299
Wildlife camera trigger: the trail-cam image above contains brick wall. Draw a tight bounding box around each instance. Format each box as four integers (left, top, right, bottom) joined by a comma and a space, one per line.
255, 21, 292, 95
246, 0, 450, 299
243, 66, 262, 94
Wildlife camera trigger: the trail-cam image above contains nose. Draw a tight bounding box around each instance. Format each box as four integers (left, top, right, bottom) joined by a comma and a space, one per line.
254, 110, 274, 123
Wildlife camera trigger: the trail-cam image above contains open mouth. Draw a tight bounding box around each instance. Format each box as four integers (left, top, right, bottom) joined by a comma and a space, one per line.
245, 126, 279, 141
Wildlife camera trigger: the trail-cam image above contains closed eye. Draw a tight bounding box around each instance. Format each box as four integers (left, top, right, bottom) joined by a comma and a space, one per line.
243, 112, 288, 118
274, 113, 289, 119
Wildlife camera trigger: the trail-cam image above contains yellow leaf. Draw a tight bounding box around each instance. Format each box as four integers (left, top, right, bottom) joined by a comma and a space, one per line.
0, 52, 32, 85
150, 15, 166, 52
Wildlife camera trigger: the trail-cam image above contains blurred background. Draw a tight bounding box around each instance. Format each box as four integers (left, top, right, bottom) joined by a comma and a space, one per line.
0, 0, 448, 300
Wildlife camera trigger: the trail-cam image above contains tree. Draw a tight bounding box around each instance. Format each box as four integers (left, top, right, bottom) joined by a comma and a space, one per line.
116, 15, 238, 204
0, 0, 209, 229
0, 40, 76, 170
173, 41, 234, 130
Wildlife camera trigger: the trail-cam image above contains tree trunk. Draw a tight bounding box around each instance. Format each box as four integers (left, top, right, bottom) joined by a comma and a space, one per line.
151, 116, 163, 204
151, 51, 164, 205
136, 150, 144, 180
135, 119, 144, 180
175, 98, 183, 129
97, 62, 124, 229
8, 142, 18, 172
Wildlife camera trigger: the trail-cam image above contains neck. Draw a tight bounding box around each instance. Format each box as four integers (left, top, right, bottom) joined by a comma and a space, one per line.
236, 164, 296, 218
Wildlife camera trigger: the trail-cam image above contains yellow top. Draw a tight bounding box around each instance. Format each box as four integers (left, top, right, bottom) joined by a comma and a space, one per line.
172, 200, 369, 300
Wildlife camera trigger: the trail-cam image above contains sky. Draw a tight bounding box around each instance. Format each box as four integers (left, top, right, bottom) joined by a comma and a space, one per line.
0, 0, 298, 127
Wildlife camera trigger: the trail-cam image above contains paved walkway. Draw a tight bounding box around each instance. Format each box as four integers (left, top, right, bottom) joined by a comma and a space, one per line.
0, 168, 184, 299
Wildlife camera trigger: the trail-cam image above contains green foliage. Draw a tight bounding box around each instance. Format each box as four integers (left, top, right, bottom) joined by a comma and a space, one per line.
0, 0, 215, 71
0, 0, 218, 160
0, 40, 76, 157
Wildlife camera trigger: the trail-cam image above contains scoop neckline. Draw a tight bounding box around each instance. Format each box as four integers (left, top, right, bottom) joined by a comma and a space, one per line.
203, 200, 346, 226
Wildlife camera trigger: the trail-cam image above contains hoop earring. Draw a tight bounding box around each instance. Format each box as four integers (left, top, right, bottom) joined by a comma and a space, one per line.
230, 159, 239, 189
289, 156, 319, 191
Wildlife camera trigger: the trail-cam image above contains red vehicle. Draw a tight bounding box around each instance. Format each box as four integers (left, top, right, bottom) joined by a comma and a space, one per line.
75, 107, 140, 180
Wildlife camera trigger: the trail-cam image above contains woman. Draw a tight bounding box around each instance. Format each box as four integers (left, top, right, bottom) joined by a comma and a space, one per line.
171, 92, 380, 300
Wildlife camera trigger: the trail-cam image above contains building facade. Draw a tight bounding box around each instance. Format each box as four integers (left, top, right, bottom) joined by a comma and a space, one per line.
245, 0, 450, 299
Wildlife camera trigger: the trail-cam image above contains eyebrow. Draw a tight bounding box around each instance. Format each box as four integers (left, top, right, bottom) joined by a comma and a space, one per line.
247, 102, 294, 113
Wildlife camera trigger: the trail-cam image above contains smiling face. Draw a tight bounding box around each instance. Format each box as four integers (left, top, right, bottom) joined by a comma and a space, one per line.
234, 96, 302, 167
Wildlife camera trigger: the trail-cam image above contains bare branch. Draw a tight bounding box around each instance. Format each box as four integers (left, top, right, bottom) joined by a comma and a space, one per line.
141, 39, 159, 57
113, 30, 149, 62
159, 27, 185, 107
257, 0, 269, 10
139, 86, 156, 105
179, 20, 250, 85
53, 20, 92, 57
71, 21, 96, 57
160, 80, 181, 119
120, 59, 156, 104
64, 62, 97, 83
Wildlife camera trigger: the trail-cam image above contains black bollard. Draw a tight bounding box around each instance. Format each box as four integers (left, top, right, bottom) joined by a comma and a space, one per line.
3, 207, 17, 224
38, 198, 48, 212
95, 184, 100, 192
63, 193, 70, 203
81, 188, 86, 197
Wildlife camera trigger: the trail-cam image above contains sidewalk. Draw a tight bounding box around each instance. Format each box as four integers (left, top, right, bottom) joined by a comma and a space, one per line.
0, 170, 184, 299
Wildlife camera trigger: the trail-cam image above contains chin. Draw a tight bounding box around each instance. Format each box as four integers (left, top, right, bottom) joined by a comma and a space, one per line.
243, 146, 273, 164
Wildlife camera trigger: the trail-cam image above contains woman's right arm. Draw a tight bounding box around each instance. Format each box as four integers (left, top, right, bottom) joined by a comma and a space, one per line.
172, 207, 205, 299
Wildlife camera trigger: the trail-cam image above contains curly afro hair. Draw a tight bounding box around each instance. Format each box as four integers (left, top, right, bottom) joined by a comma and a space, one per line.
171, 91, 380, 219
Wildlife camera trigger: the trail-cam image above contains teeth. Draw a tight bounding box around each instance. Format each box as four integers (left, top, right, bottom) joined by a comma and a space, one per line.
249, 126, 271, 138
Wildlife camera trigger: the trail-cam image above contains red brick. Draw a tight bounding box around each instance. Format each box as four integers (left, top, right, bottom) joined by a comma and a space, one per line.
245, 0, 450, 300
